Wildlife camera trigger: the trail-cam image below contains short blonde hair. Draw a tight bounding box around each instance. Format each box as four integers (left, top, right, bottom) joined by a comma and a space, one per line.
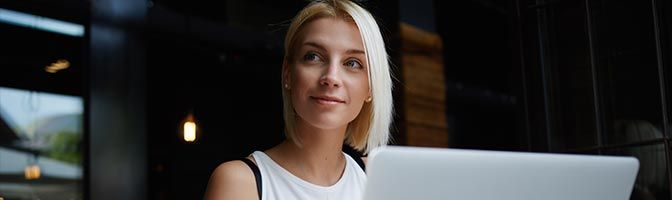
281, 0, 393, 154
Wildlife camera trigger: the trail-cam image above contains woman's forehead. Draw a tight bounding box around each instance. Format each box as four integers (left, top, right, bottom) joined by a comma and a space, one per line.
296, 17, 364, 53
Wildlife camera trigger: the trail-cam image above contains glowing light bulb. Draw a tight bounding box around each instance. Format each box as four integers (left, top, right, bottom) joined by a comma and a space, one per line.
182, 113, 197, 143
184, 121, 196, 142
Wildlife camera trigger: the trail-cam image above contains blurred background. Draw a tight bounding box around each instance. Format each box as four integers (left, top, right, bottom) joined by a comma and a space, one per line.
0, 0, 670, 199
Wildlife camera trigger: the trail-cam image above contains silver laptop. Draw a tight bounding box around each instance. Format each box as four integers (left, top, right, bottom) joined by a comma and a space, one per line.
363, 146, 639, 200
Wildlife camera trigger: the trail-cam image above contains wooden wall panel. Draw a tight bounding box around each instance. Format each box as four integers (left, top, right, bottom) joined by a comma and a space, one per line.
400, 22, 449, 147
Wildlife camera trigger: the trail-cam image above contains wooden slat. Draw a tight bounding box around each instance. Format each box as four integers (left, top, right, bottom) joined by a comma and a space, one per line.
400, 22, 443, 53
406, 123, 449, 147
406, 101, 447, 129
403, 55, 445, 102
405, 94, 444, 110
403, 54, 444, 72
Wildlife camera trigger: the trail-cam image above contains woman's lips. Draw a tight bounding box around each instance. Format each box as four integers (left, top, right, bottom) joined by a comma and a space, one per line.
310, 96, 346, 105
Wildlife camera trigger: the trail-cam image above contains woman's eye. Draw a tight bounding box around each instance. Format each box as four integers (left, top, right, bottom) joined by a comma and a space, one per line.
303, 52, 321, 62
345, 60, 362, 69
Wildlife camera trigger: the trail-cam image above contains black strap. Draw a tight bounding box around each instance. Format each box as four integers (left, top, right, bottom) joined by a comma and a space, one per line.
343, 145, 366, 172
239, 158, 262, 199
352, 155, 366, 172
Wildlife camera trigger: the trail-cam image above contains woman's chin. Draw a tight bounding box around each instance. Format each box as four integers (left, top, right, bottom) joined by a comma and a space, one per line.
301, 117, 349, 130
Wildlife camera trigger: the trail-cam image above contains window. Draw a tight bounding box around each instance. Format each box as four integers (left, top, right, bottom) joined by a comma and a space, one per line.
0, 87, 84, 200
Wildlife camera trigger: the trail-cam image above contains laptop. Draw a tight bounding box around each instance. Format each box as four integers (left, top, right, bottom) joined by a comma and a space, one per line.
363, 146, 639, 200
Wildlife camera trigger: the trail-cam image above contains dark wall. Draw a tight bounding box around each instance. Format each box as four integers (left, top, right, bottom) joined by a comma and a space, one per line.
89, 0, 148, 199
435, 1, 529, 151
146, 27, 285, 200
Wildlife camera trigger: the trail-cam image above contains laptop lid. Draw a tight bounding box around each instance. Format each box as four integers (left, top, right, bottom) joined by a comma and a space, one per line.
363, 146, 639, 200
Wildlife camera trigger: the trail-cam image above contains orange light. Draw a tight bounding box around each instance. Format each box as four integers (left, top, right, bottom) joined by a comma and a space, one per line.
45, 59, 70, 73
24, 164, 40, 180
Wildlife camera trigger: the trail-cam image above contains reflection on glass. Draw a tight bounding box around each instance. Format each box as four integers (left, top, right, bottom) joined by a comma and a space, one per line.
0, 86, 83, 200
606, 144, 669, 200
537, 0, 598, 151
611, 120, 664, 144
662, 0, 672, 138
0, 8, 85, 37
589, 0, 665, 144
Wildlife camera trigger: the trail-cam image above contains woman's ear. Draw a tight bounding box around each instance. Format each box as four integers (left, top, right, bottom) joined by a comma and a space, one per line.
282, 59, 291, 89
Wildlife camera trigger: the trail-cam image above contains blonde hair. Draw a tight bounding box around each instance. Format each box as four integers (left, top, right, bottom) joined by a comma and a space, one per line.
281, 0, 393, 154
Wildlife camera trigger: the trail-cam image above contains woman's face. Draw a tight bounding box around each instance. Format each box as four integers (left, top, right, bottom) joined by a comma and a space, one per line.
285, 17, 370, 131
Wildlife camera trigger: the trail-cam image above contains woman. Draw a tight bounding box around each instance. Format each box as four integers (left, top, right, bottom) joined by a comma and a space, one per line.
204, 0, 393, 199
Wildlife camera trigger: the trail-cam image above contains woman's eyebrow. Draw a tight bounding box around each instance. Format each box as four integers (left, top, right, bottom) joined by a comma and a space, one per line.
303, 41, 327, 52
303, 41, 365, 55
345, 49, 365, 55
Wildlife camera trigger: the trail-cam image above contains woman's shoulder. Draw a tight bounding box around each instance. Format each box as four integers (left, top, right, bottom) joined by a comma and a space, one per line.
204, 157, 258, 200
212, 157, 257, 180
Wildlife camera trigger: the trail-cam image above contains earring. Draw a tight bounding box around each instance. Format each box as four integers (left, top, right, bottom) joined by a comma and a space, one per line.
284, 83, 290, 89
365, 97, 372, 102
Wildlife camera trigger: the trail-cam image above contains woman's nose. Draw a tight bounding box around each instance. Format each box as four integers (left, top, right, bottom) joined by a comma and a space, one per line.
319, 61, 342, 88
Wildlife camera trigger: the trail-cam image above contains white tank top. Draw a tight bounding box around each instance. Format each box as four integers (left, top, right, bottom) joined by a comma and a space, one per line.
251, 151, 367, 200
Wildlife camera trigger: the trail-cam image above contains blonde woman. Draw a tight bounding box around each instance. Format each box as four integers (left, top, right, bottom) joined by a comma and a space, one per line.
204, 0, 393, 199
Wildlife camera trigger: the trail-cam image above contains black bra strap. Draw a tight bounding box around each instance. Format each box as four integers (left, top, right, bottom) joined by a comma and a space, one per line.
353, 155, 366, 172
239, 158, 262, 199
342, 144, 367, 172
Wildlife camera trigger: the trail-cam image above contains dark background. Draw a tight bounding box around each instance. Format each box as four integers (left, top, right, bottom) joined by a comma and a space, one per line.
0, 0, 670, 199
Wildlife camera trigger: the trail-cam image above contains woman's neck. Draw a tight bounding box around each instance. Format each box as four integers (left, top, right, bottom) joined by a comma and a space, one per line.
267, 118, 347, 186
